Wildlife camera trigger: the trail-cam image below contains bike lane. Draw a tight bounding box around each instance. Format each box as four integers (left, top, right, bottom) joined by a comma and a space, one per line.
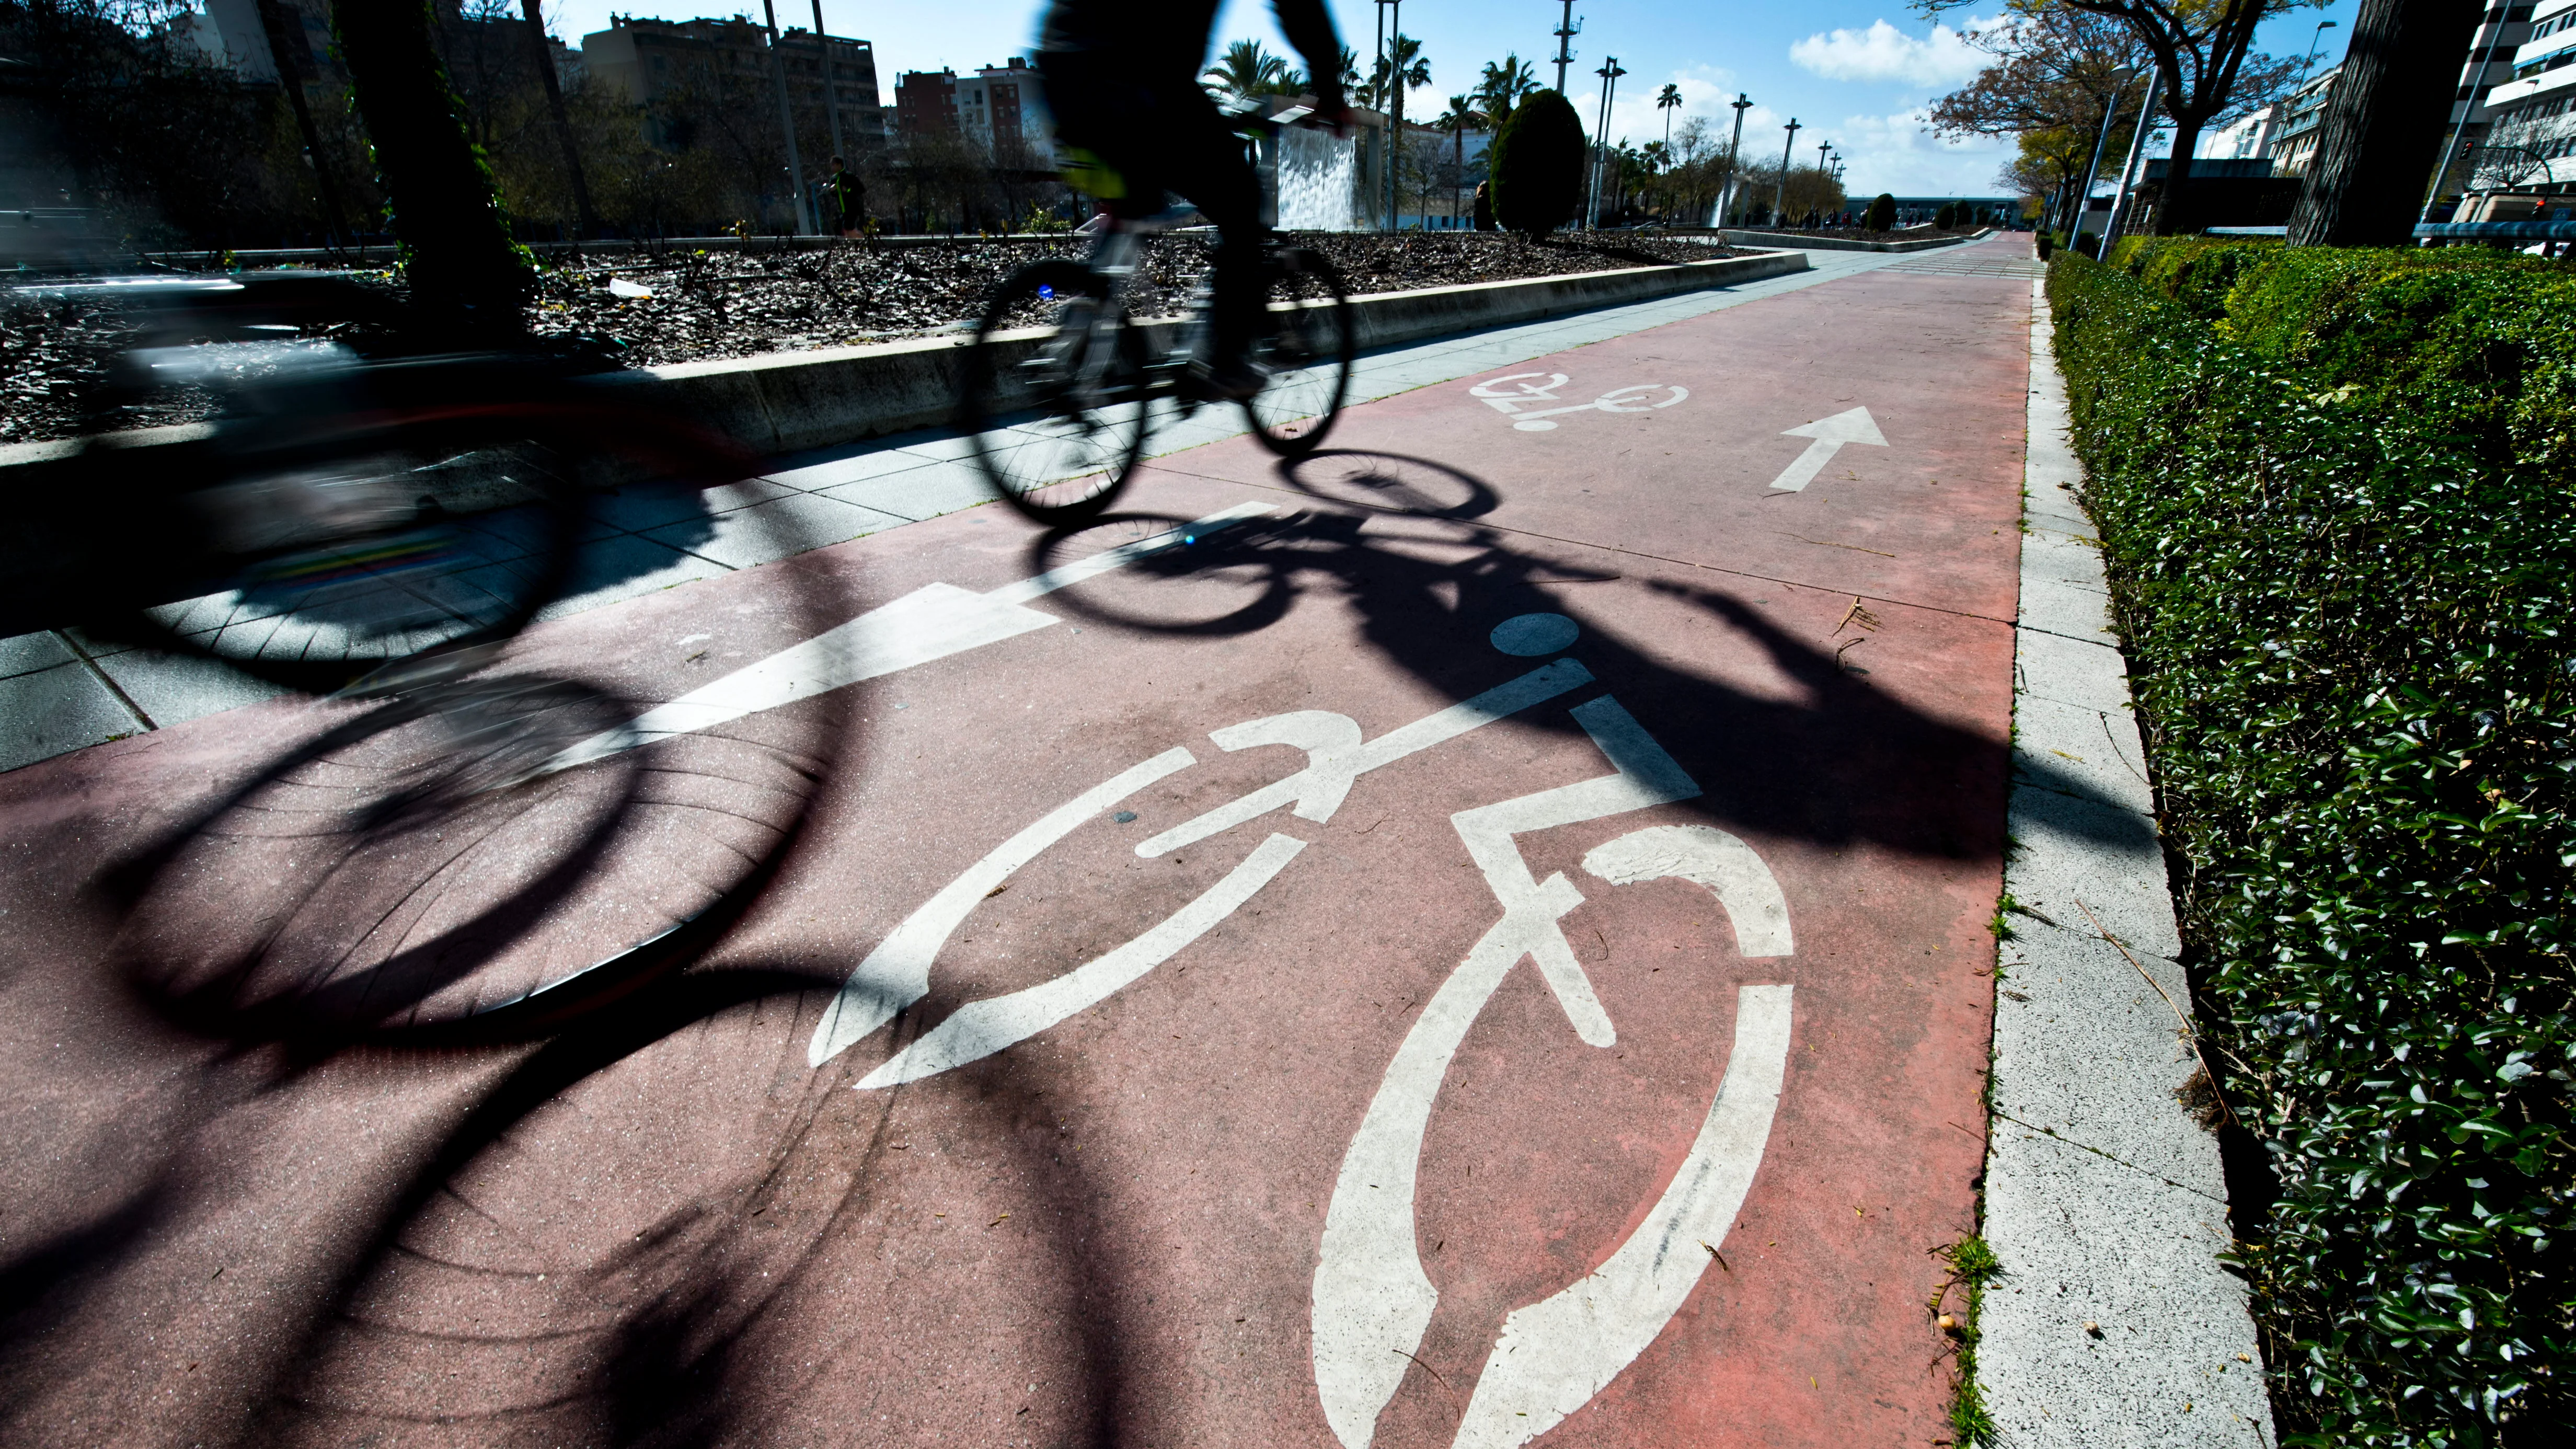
0, 248, 2066, 1448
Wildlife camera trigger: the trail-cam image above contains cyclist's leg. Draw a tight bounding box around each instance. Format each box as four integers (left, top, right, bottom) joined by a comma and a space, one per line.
1145, 87, 1267, 386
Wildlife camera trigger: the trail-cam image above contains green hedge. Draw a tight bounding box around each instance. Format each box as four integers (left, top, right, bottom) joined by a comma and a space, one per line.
2104, 235, 2576, 482
2048, 253, 2576, 1444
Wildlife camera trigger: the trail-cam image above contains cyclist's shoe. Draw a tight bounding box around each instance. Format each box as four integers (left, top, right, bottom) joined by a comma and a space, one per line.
1193, 357, 1268, 402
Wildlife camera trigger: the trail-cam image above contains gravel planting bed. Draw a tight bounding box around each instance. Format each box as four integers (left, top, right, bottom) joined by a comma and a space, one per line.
4, 232, 1739, 445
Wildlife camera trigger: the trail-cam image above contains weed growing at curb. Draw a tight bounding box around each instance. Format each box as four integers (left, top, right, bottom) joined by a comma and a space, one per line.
1935, 1235, 2005, 1446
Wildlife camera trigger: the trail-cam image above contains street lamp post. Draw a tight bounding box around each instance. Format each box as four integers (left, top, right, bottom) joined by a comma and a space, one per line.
1815, 137, 1831, 223
2296, 19, 2338, 88
2071, 76, 2129, 241
1588, 56, 1625, 228
1374, 0, 1400, 232
1773, 117, 1800, 226
1552, 0, 1580, 94
759, 0, 813, 233
1722, 92, 1752, 226
811, 0, 845, 166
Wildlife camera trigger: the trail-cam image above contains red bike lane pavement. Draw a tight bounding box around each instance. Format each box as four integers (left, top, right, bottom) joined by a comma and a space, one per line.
0, 255, 2045, 1448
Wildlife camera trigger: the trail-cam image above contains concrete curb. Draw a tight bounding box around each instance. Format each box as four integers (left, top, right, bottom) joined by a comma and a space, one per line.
0, 249, 1807, 475
581, 248, 1809, 455
1977, 278, 2274, 1444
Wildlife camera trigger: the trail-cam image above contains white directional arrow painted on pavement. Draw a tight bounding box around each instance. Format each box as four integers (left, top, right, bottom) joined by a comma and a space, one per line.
1767, 406, 1887, 492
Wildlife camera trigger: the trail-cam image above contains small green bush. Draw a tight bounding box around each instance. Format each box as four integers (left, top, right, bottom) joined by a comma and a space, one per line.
1935, 201, 1959, 229
1866, 192, 1895, 232
2050, 254, 2576, 1443
1489, 90, 1585, 237
2034, 231, 2053, 261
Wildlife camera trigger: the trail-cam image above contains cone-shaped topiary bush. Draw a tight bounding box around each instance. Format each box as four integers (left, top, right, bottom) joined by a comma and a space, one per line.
1490, 89, 1586, 237
1866, 192, 1896, 232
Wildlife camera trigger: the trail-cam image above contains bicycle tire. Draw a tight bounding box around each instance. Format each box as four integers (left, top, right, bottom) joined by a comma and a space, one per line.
1243, 246, 1354, 458
99, 403, 746, 697
959, 259, 1151, 526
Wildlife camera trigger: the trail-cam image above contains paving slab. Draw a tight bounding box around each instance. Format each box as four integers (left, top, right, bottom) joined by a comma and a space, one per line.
1980, 1125, 2269, 1448
0, 238, 2070, 1449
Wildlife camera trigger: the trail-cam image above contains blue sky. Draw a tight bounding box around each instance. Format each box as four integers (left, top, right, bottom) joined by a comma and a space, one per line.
545, 2, 2357, 196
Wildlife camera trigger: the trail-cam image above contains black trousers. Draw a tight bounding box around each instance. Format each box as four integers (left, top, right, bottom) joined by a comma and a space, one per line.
1037, 53, 1263, 358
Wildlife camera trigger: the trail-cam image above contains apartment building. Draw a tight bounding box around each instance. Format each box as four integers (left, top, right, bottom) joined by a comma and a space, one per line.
896, 60, 1055, 162
2482, 0, 2576, 185
2270, 64, 2341, 175
582, 14, 880, 148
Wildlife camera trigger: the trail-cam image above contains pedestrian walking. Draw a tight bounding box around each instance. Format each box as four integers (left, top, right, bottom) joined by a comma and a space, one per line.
824, 155, 868, 239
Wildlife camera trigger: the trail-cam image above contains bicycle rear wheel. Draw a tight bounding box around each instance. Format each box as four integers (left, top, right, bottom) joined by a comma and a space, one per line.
960, 259, 1151, 526
106, 405, 746, 696
1243, 246, 1354, 458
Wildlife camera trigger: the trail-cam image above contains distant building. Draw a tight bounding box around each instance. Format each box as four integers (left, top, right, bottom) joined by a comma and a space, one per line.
2479, 0, 2576, 188
958, 58, 1053, 161
2200, 105, 2280, 163
894, 69, 958, 139
2270, 64, 2340, 176
582, 14, 880, 151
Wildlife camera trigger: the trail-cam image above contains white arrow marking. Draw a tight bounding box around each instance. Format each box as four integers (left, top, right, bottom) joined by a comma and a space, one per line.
1767, 406, 1887, 492
540, 501, 1275, 773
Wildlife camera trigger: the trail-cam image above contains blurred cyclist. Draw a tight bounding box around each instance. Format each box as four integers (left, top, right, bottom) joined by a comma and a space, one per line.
1036, 1, 1351, 399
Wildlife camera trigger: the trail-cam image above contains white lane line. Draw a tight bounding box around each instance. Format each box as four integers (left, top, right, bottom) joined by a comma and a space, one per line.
544, 502, 1277, 773
1137, 658, 1598, 859
854, 831, 1310, 1087
806, 747, 1198, 1067
1310, 695, 1703, 1449
1452, 985, 1795, 1448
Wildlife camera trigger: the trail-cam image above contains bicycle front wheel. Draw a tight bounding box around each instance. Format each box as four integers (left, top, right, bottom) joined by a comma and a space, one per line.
960, 259, 1149, 525
1244, 246, 1354, 458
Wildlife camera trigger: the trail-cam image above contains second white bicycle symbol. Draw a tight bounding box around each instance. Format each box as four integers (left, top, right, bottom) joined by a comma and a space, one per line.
810, 613, 1794, 1449
1468, 373, 1690, 432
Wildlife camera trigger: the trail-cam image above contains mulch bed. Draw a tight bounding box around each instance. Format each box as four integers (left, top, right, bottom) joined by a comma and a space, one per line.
3, 233, 1738, 446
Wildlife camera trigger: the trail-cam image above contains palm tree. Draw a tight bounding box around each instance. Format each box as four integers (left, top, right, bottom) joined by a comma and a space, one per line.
1370, 33, 1431, 111
1203, 39, 1291, 102
1475, 53, 1538, 125
1336, 45, 1365, 101
1434, 93, 1482, 224
1656, 82, 1682, 150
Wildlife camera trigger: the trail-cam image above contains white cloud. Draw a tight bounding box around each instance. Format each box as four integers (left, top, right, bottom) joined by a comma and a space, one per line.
1789, 19, 1986, 87
1825, 107, 2015, 197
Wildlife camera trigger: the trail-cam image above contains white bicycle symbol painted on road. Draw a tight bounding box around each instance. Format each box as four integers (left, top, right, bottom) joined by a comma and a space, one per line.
808, 613, 1795, 1449
1469, 373, 1691, 432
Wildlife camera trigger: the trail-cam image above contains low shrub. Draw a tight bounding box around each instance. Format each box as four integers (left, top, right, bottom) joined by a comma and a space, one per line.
2105, 235, 2576, 482
2049, 253, 2576, 1444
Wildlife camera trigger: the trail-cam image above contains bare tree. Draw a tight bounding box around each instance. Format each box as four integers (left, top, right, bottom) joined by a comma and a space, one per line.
1923, 0, 2312, 234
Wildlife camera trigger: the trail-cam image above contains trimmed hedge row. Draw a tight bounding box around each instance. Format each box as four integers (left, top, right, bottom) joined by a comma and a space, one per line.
2106, 235, 2576, 481
2048, 252, 2575, 1444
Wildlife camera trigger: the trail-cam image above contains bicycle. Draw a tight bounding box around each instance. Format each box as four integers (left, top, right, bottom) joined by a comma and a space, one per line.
6, 272, 840, 1043
957, 111, 1357, 526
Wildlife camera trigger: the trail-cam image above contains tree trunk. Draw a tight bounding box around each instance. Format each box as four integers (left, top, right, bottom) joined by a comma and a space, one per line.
254, 0, 351, 248
2287, 0, 2486, 247
2154, 110, 2209, 235
334, 0, 528, 330
520, 0, 597, 240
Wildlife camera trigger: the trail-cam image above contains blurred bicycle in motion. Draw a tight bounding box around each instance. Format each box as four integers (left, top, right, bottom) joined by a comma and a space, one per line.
5, 271, 842, 1044
957, 105, 1357, 526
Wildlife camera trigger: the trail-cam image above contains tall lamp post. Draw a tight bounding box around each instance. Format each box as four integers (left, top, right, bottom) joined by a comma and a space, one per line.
759, 0, 813, 233
1722, 92, 1752, 226
1552, 0, 1580, 94
1814, 137, 1831, 224
1588, 56, 1625, 228
1374, 0, 1404, 232
1773, 117, 1801, 226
